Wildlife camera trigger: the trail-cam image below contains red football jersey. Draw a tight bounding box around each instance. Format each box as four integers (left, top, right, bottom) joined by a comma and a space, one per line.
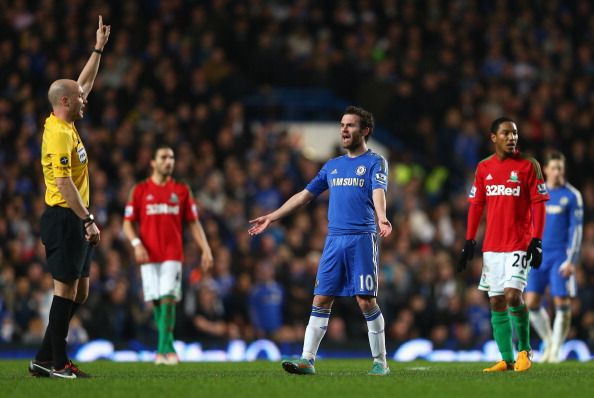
468, 152, 549, 252
124, 177, 198, 262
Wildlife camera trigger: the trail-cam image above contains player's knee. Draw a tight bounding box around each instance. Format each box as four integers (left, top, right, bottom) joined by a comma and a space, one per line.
524, 294, 540, 310
312, 295, 334, 309
355, 295, 377, 312
504, 290, 522, 307
490, 297, 507, 312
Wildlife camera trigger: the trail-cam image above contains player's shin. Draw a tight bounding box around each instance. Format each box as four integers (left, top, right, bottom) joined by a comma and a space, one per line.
153, 302, 165, 354
529, 307, 552, 356
491, 310, 514, 363
551, 305, 571, 362
510, 304, 531, 352
364, 306, 386, 366
302, 306, 331, 362
161, 296, 177, 354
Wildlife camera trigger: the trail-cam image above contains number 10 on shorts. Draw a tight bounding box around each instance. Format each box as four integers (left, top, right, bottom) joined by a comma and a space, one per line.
359, 274, 375, 291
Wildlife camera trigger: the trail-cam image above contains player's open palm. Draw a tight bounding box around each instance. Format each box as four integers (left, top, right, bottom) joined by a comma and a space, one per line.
378, 218, 392, 237
248, 216, 272, 235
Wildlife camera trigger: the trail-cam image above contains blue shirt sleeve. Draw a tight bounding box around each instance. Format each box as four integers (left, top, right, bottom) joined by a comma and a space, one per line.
305, 162, 329, 196
370, 156, 389, 191
567, 188, 584, 264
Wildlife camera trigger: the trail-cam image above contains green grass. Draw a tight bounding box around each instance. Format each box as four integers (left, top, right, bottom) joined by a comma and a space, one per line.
1, 359, 593, 398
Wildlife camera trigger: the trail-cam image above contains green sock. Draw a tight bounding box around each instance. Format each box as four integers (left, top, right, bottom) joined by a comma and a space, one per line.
153, 303, 166, 355
161, 296, 176, 354
491, 310, 514, 362
509, 304, 531, 352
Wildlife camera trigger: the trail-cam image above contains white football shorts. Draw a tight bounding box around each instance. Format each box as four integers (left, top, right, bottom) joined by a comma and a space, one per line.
479, 251, 531, 297
140, 260, 182, 301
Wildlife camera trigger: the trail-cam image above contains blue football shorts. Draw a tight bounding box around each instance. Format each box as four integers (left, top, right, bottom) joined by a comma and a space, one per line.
526, 247, 576, 297
314, 233, 379, 297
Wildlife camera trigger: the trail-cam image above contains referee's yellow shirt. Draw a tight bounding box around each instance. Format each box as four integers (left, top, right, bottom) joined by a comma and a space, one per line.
41, 113, 89, 207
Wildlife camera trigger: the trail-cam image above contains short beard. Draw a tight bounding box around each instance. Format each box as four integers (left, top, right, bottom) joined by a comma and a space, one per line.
344, 137, 364, 151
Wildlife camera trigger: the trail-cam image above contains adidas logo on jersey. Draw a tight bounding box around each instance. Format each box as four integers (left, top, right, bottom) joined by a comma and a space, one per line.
331, 169, 338, 174
486, 174, 493, 180
486, 185, 520, 197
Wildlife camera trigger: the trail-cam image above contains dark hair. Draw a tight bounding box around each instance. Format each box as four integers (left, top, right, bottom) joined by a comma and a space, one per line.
490, 117, 516, 134
544, 151, 566, 166
152, 144, 174, 159
344, 106, 374, 141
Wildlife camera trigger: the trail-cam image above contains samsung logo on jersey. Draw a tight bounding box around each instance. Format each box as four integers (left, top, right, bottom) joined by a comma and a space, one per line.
486, 185, 520, 197
546, 205, 563, 214
331, 178, 365, 187
146, 203, 180, 215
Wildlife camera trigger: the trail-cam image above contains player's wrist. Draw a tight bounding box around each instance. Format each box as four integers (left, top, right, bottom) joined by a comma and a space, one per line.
131, 238, 142, 247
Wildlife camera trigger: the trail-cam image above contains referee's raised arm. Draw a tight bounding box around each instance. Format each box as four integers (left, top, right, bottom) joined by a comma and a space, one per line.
78, 15, 111, 99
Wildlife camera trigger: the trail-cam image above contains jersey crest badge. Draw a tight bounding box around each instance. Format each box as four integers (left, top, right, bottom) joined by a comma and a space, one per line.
560, 196, 569, 206
507, 171, 520, 183
170, 193, 179, 203
356, 165, 366, 176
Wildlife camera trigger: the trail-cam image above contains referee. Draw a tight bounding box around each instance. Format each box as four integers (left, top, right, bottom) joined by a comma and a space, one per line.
28, 16, 110, 379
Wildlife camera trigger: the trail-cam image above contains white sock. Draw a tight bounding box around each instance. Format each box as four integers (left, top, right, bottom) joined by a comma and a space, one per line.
551, 306, 571, 353
364, 306, 386, 366
529, 307, 552, 346
302, 306, 330, 362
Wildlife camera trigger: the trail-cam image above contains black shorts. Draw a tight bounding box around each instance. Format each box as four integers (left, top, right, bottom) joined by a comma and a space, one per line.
40, 206, 93, 282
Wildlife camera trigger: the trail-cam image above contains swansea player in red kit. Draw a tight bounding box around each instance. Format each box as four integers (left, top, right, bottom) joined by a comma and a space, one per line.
457, 117, 549, 372
123, 145, 213, 365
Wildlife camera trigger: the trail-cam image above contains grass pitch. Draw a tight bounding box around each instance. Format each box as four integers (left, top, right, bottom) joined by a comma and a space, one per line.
1, 359, 593, 398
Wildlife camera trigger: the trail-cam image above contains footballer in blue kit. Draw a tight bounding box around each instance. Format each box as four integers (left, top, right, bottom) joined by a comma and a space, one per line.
249, 106, 392, 376
526, 151, 583, 363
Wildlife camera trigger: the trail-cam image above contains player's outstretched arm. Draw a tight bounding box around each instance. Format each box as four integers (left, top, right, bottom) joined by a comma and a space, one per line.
248, 189, 314, 235
372, 188, 392, 237
77, 15, 111, 98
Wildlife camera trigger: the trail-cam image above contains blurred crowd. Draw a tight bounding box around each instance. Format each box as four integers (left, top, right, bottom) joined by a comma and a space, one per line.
2, 0, 594, 354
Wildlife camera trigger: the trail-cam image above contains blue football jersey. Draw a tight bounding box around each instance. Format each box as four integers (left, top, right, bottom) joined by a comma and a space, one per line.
306, 149, 388, 235
542, 183, 583, 263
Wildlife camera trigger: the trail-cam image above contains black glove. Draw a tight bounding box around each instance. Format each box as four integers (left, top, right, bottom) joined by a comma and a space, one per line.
457, 239, 476, 273
526, 238, 543, 269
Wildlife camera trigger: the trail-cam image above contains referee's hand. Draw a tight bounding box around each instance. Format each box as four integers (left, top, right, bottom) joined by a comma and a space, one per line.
456, 239, 476, 273
85, 222, 100, 246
